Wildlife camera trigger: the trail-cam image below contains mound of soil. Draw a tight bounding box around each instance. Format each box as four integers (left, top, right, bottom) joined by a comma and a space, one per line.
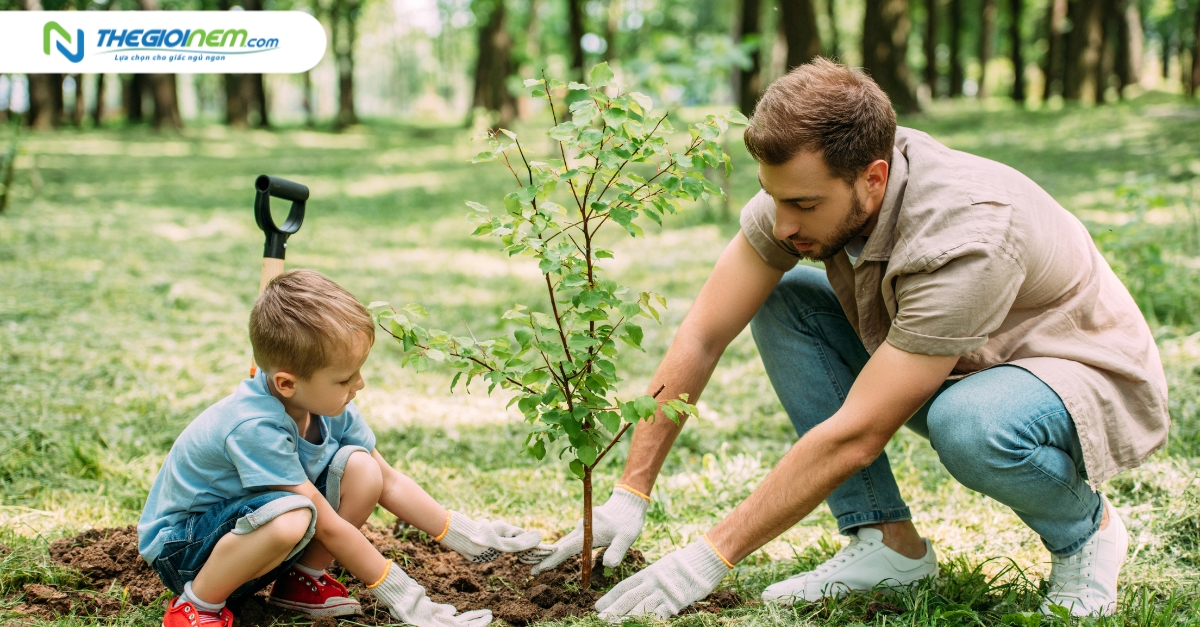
14, 524, 744, 625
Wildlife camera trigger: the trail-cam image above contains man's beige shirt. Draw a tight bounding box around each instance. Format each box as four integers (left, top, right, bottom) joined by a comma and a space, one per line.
740, 127, 1169, 486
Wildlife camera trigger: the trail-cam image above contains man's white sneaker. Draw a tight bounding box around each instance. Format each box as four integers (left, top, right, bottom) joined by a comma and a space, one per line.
761, 528, 938, 604
1041, 495, 1128, 617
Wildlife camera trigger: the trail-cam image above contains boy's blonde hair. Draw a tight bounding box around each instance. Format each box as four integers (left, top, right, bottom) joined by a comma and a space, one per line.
250, 269, 375, 379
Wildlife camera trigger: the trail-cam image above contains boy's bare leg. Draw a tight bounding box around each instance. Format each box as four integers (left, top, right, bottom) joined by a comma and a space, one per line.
297, 451, 384, 571
190, 508, 314, 604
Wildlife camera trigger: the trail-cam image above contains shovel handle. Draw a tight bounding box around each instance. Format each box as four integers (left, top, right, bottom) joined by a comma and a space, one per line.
250, 257, 287, 377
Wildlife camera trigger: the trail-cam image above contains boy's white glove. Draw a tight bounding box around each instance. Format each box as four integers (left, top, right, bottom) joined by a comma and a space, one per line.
596, 539, 732, 620
369, 562, 492, 627
437, 511, 548, 563
531, 485, 649, 575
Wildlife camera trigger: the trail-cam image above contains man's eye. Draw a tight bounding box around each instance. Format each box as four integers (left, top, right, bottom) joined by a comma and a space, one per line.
795, 204, 817, 211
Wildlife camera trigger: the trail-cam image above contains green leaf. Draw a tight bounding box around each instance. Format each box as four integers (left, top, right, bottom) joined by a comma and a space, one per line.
471, 222, 495, 237
622, 323, 643, 349
568, 333, 597, 351
548, 121, 577, 141
532, 312, 557, 330
569, 459, 585, 479
618, 301, 642, 319
725, 110, 748, 124
577, 445, 598, 466
1001, 612, 1042, 627
524, 78, 544, 87
589, 62, 614, 87
682, 176, 704, 199
602, 107, 628, 127
529, 438, 547, 460
598, 410, 621, 434
472, 151, 498, 163
608, 205, 635, 227
465, 201, 489, 213
402, 303, 429, 317
630, 92, 653, 113
595, 248, 614, 259
633, 395, 658, 420
513, 328, 535, 348
568, 81, 589, 90
425, 349, 445, 361
531, 89, 546, 98
450, 372, 463, 392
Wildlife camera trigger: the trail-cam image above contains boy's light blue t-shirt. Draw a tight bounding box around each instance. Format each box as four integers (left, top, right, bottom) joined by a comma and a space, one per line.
137, 371, 376, 563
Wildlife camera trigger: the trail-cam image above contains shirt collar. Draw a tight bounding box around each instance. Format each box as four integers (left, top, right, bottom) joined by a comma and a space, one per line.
858, 144, 909, 262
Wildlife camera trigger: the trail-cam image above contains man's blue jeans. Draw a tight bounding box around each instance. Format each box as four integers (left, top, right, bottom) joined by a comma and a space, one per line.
750, 265, 1104, 556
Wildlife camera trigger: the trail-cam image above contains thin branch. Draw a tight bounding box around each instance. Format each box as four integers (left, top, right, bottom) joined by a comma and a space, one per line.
499, 150, 524, 187
514, 137, 535, 187
594, 113, 668, 204
545, 272, 574, 364
589, 385, 666, 469
542, 70, 583, 211
377, 322, 536, 395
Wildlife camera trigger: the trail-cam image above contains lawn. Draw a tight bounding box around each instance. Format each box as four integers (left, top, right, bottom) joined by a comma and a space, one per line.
1, 93, 1199, 626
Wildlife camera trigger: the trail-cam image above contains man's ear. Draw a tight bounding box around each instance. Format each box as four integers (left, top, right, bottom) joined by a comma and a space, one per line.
271, 370, 299, 398
863, 159, 890, 201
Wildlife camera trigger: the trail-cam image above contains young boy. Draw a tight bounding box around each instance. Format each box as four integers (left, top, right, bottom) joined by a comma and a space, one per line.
138, 270, 547, 627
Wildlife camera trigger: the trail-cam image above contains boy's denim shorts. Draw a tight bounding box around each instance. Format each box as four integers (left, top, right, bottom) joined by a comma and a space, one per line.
150, 445, 368, 598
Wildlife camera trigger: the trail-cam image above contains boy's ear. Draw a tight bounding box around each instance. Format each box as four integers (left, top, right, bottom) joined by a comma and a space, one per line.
271, 371, 299, 398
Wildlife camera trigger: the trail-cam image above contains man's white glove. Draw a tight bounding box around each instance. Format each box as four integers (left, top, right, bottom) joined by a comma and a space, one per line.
595, 539, 732, 620
437, 511, 547, 563
369, 562, 492, 627
531, 485, 650, 575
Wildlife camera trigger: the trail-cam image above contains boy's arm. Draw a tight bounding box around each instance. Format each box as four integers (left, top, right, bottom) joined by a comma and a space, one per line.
371, 449, 449, 536
270, 480, 388, 584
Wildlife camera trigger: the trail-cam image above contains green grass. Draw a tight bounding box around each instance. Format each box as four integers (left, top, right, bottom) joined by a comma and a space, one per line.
1, 92, 1199, 626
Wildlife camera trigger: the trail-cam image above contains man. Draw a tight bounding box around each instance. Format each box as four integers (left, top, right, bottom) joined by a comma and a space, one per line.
531, 59, 1169, 619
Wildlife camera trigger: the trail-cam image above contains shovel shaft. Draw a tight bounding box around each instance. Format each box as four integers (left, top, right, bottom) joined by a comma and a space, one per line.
250, 257, 288, 376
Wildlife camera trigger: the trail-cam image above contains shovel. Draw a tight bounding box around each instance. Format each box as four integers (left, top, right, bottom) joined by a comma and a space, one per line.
251, 174, 309, 377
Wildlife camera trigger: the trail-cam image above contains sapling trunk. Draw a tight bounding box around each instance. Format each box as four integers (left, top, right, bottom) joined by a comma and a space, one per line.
581, 465, 594, 588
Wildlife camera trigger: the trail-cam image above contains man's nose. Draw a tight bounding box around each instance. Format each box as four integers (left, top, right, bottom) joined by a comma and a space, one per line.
772, 204, 801, 240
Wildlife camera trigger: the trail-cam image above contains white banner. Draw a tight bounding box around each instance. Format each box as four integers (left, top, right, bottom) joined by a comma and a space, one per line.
0, 11, 327, 73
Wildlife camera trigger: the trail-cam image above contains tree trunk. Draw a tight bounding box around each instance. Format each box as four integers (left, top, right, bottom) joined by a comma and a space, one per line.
472, 0, 516, 128
825, 0, 841, 59
1008, 0, 1024, 102
1113, 0, 1142, 95
224, 75, 249, 126
148, 74, 183, 129
924, 0, 938, 98
1093, 0, 1116, 105
335, 0, 359, 128
948, 0, 963, 96
781, 0, 821, 71
581, 467, 593, 589
28, 74, 62, 130
1064, 0, 1104, 102
568, 0, 585, 81
303, 71, 314, 127
254, 75, 269, 127
1042, 0, 1068, 99
863, 0, 919, 112
1192, 4, 1200, 97
91, 74, 106, 127
977, 0, 996, 98
732, 0, 762, 115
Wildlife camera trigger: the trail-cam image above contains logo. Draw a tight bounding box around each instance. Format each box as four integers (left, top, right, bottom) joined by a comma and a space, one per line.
44, 21, 85, 64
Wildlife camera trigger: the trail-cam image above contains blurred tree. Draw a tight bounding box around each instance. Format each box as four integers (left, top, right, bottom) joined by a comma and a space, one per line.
1065, 0, 1104, 102
781, 0, 821, 72
978, 0, 996, 97
331, 0, 358, 127
1192, 0, 1200, 96
823, 0, 840, 59
20, 0, 64, 130
731, 0, 762, 114
138, 0, 183, 129
217, 0, 270, 127
948, 0, 963, 96
1113, 0, 1142, 95
864, 0, 919, 111
1008, 0, 1024, 101
924, 0, 938, 98
1042, 0, 1067, 99
568, 0, 585, 80
472, 0, 516, 127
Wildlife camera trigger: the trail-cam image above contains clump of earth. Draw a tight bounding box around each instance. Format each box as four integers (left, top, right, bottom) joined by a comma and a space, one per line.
9, 525, 744, 625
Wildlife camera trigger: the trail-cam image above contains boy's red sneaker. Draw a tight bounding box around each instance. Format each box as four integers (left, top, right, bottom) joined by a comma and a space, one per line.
269, 567, 362, 616
162, 598, 233, 627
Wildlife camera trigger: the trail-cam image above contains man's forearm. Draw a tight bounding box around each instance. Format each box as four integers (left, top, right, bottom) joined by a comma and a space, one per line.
619, 333, 724, 494
706, 418, 876, 562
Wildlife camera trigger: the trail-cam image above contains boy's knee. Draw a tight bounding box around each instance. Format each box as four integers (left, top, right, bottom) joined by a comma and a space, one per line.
267, 505, 314, 545
344, 450, 383, 495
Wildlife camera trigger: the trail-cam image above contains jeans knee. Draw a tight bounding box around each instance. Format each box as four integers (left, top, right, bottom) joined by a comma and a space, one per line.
927, 408, 1011, 490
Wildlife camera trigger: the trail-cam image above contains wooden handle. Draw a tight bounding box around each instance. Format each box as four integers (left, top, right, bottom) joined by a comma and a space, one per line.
250, 257, 287, 377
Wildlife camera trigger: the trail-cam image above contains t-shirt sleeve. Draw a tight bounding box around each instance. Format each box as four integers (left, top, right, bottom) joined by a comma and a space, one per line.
886, 243, 1025, 356
225, 419, 307, 488
336, 402, 376, 451
738, 190, 800, 272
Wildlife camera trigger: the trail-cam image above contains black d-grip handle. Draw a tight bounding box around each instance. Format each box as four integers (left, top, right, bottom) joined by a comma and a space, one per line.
254, 175, 309, 259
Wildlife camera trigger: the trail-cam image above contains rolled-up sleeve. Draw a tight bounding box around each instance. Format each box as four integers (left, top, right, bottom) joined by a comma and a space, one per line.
739, 190, 800, 272
886, 243, 1025, 356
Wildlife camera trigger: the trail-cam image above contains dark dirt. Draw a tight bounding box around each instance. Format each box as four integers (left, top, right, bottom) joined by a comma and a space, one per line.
12, 525, 745, 625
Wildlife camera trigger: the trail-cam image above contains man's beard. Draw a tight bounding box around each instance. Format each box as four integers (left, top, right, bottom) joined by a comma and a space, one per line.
790, 191, 871, 261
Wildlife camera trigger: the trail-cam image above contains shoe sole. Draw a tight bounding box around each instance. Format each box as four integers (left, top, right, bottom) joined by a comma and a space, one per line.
267, 598, 363, 617
762, 571, 938, 605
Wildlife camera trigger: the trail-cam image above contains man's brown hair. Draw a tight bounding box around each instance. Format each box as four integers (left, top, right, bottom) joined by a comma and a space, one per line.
250, 269, 375, 379
744, 58, 897, 184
